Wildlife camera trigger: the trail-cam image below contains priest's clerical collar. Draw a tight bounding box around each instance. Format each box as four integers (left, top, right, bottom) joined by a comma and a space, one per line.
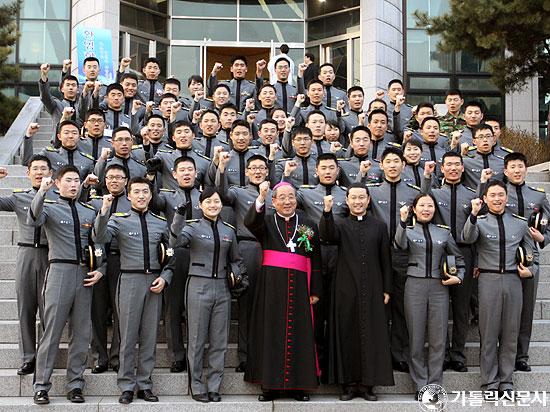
276, 211, 296, 222
351, 213, 366, 221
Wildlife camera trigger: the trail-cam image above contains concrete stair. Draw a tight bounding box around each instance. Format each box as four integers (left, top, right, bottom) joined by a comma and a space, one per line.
1, 137, 550, 408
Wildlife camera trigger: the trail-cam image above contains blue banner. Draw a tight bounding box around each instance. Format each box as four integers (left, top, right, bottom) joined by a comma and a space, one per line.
75, 27, 115, 84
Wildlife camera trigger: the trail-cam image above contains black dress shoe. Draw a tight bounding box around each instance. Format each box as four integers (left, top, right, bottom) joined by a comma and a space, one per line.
235, 361, 247, 373
112, 364, 119, 373
119, 391, 134, 404
208, 392, 222, 402
515, 360, 531, 372
364, 386, 377, 402
415, 391, 420, 401
137, 389, 159, 402
17, 360, 35, 375
393, 361, 409, 373
67, 388, 85, 403
294, 391, 310, 401
258, 391, 276, 401
450, 361, 468, 372
91, 364, 108, 374
442, 360, 450, 371
192, 393, 210, 403
170, 360, 186, 373
339, 386, 356, 401
33, 390, 49, 405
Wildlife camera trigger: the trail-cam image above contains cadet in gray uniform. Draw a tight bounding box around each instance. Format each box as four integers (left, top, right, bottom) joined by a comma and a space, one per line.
418, 117, 460, 177
274, 127, 318, 187
395, 194, 464, 399
462, 180, 538, 397
137, 57, 164, 104
367, 109, 401, 160
207, 120, 258, 187
150, 156, 203, 373
40, 120, 95, 179
0, 155, 54, 375
282, 110, 332, 158
208, 56, 256, 113
215, 154, 273, 372
501, 152, 550, 372
341, 86, 366, 137
146, 121, 210, 189
79, 110, 112, 161
93, 177, 174, 405
38, 64, 84, 128
422, 153, 477, 373
170, 188, 245, 403
297, 80, 342, 125
384, 79, 413, 134
462, 124, 505, 188
401, 140, 425, 187
94, 127, 147, 183
318, 63, 348, 110
257, 57, 300, 114
192, 110, 229, 159
339, 126, 382, 186
29, 165, 104, 405
80, 164, 131, 374
366, 147, 421, 372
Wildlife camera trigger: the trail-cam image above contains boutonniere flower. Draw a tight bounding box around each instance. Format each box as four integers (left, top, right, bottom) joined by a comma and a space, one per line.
297, 224, 314, 252
166, 247, 174, 257
94, 247, 103, 257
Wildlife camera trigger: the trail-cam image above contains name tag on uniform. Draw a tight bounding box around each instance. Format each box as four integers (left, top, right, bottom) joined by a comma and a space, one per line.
412, 238, 424, 243
128, 232, 140, 236
60, 220, 72, 225
438, 201, 448, 207
200, 235, 212, 239
486, 234, 497, 239
227, 168, 237, 173
377, 200, 388, 205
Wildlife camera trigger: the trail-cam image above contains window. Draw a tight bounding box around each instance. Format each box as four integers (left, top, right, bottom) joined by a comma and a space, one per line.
329, 41, 347, 90
240, 20, 304, 43
307, 10, 359, 42
172, 19, 237, 41
240, 0, 304, 19
306, 0, 359, 18
120, 3, 167, 37
170, 46, 201, 86
172, 0, 237, 17
406, 31, 451, 73
21, 0, 70, 19
19, 20, 70, 64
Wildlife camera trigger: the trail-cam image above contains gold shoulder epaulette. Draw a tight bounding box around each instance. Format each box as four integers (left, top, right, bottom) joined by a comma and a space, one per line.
159, 188, 176, 193
79, 152, 94, 161
79, 202, 96, 211
222, 221, 236, 230
113, 212, 130, 217
132, 144, 143, 150
366, 183, 381, 187
465, 186, 476, 192
512, 213, 527, 221
150, 212, 166, 221
436, 224, 450, 230
45, 146, 58, 152
186, 219, 200, 223
300, 185, 315, 189
44, 199, 57, 204
529, 186, 546, 193
407, 183, 421, 191
13, 188, 31, 193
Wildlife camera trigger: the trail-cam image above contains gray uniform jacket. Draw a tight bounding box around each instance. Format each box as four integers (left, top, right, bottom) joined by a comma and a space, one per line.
0, 188, 55, 247
274, 155, 318, 188
369, 137, 401, 161
207, 75, 256, 112
137, 79, 164, 104
297, 105, 341, 126
207, 148, 258, 187
341, 110, 365, 136
192, 135, 230, 159
28, 193, 102, 264
40, 146, 95, 179
170, 214, 245, 279
296, 183, 348, 224
215, 170, 274, 240
93, 209, 173, 284
94, 153, 147, 181
281, 130, 331, 158
462, 151, 505, 189
151, 146, 210, 189
77, 135, 112, 161
401, 163, 424, 187
38, 79, 84, 128
461, 212, 539, 274
367, 179, 422, 239
386, 100, 412, 133
339, 155, 382, 187
421, 176, 476, 242
322, 85, 348, 110
395, 221, 465, 280
151, 187, 202, 224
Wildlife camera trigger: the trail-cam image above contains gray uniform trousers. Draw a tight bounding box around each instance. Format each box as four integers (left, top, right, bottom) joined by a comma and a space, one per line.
91, 253, 121, 368
236, 240, 261, 364
446, 244, 475, 363
117, 272, 162, 392
185, 276, 231, 395
478, 273, 522, 391
390, 249, 410, 364
517, 266, 540, 362
405, 277, 449, 391
16, 246, 48, 363
165, 247, 190, 363
34, 263, 92, 392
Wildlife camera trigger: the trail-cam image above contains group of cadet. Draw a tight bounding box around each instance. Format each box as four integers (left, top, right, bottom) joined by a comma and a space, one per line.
0, 44, 546, 405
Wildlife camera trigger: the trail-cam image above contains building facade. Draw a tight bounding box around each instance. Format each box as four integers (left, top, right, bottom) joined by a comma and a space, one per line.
3, 0, 544, 136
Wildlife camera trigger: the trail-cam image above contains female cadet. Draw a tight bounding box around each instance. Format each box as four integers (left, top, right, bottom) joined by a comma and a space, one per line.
170, 187, 246, 403
394, 193, 464, 400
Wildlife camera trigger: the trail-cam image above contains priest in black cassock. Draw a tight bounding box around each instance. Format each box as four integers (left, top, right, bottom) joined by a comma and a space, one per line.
244, 181, 322, 402
319, 182, 394, 401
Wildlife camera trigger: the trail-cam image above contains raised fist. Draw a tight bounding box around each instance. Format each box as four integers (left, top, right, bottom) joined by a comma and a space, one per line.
323, 195, 333, 212
0, 167, 7, 179
212, 62, 223, 75
256, 59, 267, 72
295, 94, 306, 105
471, 198, 483, 216
101, 147, 112, 160
359, 160, 372, 177
284, 160, 297, 177
424, 161, 436, 176
259, 181, 270, 200
101, 194, 114, 214
26, 122, 40, 137
120, 57, 132, 69
40, 176, 54, 192
40, 63, 50, 76
480, 168, 494, 183
400, 204, 409, 222
62, 59, 72, 72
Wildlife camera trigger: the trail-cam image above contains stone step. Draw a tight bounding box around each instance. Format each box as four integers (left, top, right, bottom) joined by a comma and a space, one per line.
36, 118, 53, 126
0, 247, 20, 262
526, 172, 550, 182
2, 394, 549, 411
0, 230, 18, 245
0, 281, 15, 299
0, 177, 30, 189
7, 367, 550, 397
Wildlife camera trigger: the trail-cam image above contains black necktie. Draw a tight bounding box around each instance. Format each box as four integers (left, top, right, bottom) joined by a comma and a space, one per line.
124, 98, 131, 115
113, 110, 120, 129
109, 195, 119, 217
67, 149, 74, 166
429, 144, 436, 162
92, 138, 99, 160
302, 157, 309, 185
315, 140, 323, 155
326, 86, 332, 107
148, 80, 156, 102
281, 82, 288, 113
184, 189, 192, 220
325, 185, 332, 195
239, 151, 246, 186
69, 101, 76, 121
235, 79, 242, 111
516, 185, 525, 216
205, 138, 213, 159
69, 200, 82, 262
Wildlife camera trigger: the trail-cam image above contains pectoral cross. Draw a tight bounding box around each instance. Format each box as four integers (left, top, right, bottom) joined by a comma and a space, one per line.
286, 239, 297, 253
